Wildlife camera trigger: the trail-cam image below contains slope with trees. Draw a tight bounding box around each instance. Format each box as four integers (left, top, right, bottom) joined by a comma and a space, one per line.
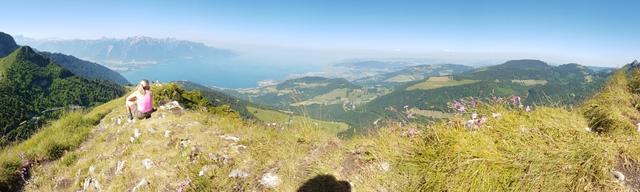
0, 46, 124, 146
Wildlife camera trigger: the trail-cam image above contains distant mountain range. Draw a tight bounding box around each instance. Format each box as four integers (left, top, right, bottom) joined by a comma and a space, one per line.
15, 36, 235, 72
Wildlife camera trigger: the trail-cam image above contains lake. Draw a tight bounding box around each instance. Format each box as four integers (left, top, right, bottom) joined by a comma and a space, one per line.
122, 57, 318, 88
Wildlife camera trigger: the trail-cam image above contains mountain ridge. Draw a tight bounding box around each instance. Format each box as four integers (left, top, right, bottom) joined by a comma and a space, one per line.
15, 35, 235, 70
0, 32, 18, 58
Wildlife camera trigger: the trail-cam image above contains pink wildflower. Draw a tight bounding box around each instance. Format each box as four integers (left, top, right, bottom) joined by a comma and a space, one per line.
510, 95, 521, 107
476, 116, 488, 127
408, 127, 417, 138
452, 101, 466, 113
470, 98, 479, 108
177, 178, 191, 192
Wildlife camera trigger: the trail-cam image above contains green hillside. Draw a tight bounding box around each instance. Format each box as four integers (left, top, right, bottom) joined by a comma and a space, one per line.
365, 61, 606, 119
226, 60, 610, 135
0, 46, 124, 146
1, 32, 128, 85
174, 81, 259, 119
354, 64, 473, 86
236, 76, 391, 109
406, 77, 479, 90
176, 80, 350, 133
247, 106, 349, 135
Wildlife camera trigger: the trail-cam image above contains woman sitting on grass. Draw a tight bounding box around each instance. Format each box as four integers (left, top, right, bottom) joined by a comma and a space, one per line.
126, 79, 155, 121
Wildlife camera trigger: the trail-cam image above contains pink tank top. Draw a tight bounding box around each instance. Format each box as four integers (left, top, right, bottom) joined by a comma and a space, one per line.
137, 90, 153, 113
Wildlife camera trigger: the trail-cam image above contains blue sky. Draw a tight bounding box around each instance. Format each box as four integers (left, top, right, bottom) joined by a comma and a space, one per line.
1, 0, 639, 66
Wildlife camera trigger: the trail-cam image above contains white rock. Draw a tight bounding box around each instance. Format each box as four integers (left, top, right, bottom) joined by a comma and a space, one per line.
230, 144, 248, 153
142, 159, 154, 169
179, 139, 190, 148
92, 178, 102, 191
116, 160, 125, 175
130, 137, 135, 143
613, 171, 625, 182
164, 130, 171, 138
209, 153, 232, 165
492, 112, 502, 119
471, 113, 478, 119
198, 166, 207, 177
220, 135, 240, 142
259, 172, 281, 188
636, 123, 640, 132
378, 161, 391, 172
585, 127, 592, 132
116, 118, 122, 125
82, 177, 92, 190
228, 169, 249, 178
88, 165, 96, 175
133, 128, 141, 138
160, 101, 183, 110
131, 178, 148, 192
464, 120, 476, 130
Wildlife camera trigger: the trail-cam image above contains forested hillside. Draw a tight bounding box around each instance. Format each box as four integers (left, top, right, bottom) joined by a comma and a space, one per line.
0, 46, 124, 146
299, 60, 611, 134
2, 32, 128, 85
172, 81, 259, 119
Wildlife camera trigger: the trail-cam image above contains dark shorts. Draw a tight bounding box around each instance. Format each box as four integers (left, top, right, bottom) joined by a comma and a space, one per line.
131, 107, 152, 119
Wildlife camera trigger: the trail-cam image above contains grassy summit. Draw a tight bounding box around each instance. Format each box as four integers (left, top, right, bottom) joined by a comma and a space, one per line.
3, 62, 640, 191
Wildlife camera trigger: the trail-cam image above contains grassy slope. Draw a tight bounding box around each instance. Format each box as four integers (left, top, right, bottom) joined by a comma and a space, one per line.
247, 106, 349, 135
401, 65, 640, 191
23, 98, 412, 191
0, 97, 123, 191
406, 78, 480, 91
22, 98, 640, 191
406, 106, 625, 191
582, 69, 640, 134
11, 65, 640, 191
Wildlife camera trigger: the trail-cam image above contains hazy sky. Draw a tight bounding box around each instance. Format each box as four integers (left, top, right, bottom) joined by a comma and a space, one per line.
2, 0, 639, 67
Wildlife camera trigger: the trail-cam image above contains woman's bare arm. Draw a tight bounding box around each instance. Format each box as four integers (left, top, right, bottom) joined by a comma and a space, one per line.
126, 92, 138, 102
